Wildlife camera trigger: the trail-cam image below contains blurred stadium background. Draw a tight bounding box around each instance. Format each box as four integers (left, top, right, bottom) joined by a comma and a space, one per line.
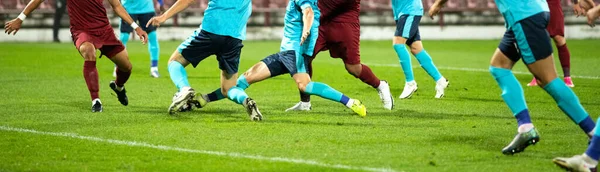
1, 0, 599, 42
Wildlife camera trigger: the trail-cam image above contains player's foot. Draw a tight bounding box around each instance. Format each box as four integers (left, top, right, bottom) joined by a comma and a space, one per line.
527, 78, 538, 87
168, 87, 195, 115
190, 93, 208, 109
150, 67, 160, 78
399, 81, 418, 99
565, 77, 575, 87
243, 98, 263, 121
172, 93, 194, 112
91, 98, 102, 112
435, 78, 449, 99
377, 80, 394, 110
109, 81, 128, 106
553, 154, 597, 172
501, 128, 540, 155
112, 67, 117, 78
285, 101, 311, 112
349, 99, 367, 117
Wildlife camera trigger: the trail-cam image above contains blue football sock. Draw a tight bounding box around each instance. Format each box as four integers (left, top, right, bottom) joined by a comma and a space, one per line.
236, 75, 250, 90
207, 88, 225, 102
586, 120, 600, 160
304, 82, 349, 105
393, 44, 414, 82
544, 78, 595, 133
120, 32, 130, 46
490, 66, 530, 125
148, 31, 159, 67
227, 87, 248, 105
168, 61, 190, 90
415, 50, 442, 81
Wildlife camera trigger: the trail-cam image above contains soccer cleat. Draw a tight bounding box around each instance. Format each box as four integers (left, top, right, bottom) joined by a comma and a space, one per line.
501, 128, 540, 155
109, 81, 128, 106
349, 99, 367, 117
112, 66, 117, 78
435, 78, 449, 99
399, 81, 418, 99
168, 87, 195, 115
91, 99, 102, 112
527, 78, 538, 87
172, 93, 194, 112
377, 80, 394, 110
285, 101, 312, 112
565, 77, 575, 87
150, 67, 160, 78
553, 155, 596, 172
243, 98, 263, 121
190, 93, 208, 109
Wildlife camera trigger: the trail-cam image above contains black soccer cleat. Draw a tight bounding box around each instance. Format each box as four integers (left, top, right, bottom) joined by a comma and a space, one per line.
91, 99, 103, 112
109, 81, 128, 106
502, 128, 540, 155
243, 98, 263, 121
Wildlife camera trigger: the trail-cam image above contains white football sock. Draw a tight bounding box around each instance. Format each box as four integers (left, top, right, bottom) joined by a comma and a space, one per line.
518, 123, 534, 133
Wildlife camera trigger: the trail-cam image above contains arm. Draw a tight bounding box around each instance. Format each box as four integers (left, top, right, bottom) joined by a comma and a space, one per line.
4, 0, 46, 35
107, 0, 148, 44
147, 0, 194, 27
573, 0, 596, 16
428, 0, 448, 19
587, 5, 600, 27
300, 4, 315, 45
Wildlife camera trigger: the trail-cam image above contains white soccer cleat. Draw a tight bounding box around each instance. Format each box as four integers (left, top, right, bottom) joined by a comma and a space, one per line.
553, 154, 596, 172
168, 87, 196, 115
112, 66, 117, 78
285, 101, 312, 112
399, 81, 418, 99
150, 67, 160, 78
377, 80, 394, 110
435, 78, 449, 99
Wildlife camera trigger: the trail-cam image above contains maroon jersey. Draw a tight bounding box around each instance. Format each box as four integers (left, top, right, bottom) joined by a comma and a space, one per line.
67, 0, 111, 31
318, 0, 360, 24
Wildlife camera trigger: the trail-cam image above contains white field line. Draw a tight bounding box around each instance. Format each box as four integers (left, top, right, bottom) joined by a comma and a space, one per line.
363, 63, 600, 80
0, 126, 397, 172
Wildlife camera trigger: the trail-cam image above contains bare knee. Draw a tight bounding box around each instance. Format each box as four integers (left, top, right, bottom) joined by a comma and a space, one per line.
79, 43, 96, 61
168, 51, 189, 66
410, 46, 423, 55
490, 49, 516, 69
296, 80, 309, 92
344, 63, 362, 77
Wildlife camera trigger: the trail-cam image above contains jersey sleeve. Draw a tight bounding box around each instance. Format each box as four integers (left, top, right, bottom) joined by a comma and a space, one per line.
294, 0, 314, 10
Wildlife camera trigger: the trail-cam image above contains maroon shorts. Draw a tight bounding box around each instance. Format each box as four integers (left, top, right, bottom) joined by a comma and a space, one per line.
313, 22, 361, 65
71, 26, 125, 58
547, 2, 565, 37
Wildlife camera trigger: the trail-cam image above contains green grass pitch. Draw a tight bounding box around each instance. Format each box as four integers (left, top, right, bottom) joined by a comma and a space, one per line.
0, 40, 599, 171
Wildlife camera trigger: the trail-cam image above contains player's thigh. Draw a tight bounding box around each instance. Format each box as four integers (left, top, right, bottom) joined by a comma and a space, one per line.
495, 30, 520, 68
137, 12, 158, 33
249, 52, 295, 83
108, 49, 132, 71
394, 15, 420, 45
177, 29, 216, 68
547, 2, 565, 38
216, 36, 244, 76
512, 12, 553, 65
168, 50, 190, 67
330, 23, 361, 65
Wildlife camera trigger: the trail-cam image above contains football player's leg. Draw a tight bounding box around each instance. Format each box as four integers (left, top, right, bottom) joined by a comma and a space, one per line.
492, 30, 539, 155
106, 47, 132, 106
141, 13, 160, 77
294, 73, 366, 117
393, 16, 418, 99
553, 35, 574, 86
410, 40, 448, 98
167, 52, 191, 91
516, 13, 595, 137
553, 119, 600, 171
79, 42, 99, 101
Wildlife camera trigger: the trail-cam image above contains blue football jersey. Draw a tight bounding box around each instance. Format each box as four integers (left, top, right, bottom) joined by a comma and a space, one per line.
202, 0, 252, 40
280, 0, 320, 57
391, 0, 423, 19
495, 0, 549, 29
122, 0, 155, 14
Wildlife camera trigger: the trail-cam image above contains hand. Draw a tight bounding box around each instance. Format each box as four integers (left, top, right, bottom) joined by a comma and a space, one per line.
147, 15, 166, 28
587, 8, 599, 27
300, 31, 309, 45
135, 27, 149, 44
428, 3, 443, 20
159, 5, 166, 13
4, 18, 23, 35
573, 3, 586, 17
